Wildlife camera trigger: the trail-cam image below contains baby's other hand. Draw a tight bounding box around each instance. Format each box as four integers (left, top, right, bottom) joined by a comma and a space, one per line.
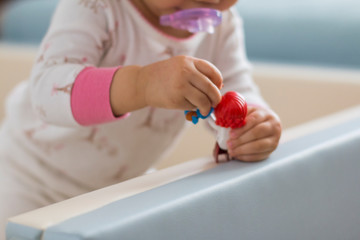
138, 55, 223, 115
226, 106, 282, 162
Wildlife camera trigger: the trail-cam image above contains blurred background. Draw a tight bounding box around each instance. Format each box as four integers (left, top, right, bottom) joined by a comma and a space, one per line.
0, 0, 359, 167
1, 0, 359, 67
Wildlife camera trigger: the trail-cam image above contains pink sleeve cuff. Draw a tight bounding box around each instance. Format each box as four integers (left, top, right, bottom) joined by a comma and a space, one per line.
71, 67, 130, 126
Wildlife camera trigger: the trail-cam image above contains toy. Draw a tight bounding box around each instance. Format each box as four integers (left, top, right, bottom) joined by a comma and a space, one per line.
213, 91, 247, 129
185, 108, 214, 124
184, 91, 247, 163
212, 91, 247, 162
160, 8, 222, 33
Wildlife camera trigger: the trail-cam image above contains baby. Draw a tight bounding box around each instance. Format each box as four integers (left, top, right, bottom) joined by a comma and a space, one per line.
0, 0, 281, 238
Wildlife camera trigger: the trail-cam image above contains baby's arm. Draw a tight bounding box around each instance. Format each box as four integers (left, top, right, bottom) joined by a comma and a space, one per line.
110, 55, 223, 116
29, 1, 117, 127
31, 1, 223, 127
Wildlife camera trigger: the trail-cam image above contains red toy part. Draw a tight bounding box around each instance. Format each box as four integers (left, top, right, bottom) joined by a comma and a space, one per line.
214, 91, 247, 128
213, 91, 248, 163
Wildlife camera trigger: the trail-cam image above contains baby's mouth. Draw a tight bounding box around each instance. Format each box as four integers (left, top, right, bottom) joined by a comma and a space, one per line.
159, 8, 222, 33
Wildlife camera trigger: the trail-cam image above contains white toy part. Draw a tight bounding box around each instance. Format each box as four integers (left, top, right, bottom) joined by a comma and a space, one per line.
208, 116, 230, 150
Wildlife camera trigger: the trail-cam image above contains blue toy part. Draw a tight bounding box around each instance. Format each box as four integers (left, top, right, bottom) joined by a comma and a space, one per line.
184, 108, 214, 125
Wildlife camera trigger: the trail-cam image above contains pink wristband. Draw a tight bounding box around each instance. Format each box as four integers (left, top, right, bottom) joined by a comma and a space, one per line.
71, 67, 129, 126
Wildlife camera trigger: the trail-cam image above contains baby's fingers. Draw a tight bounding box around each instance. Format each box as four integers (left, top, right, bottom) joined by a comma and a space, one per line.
231, 151, 272, 162
230, 107, 268, 138
194, 59, 223, 90
229, 121, 274, 146
192, 59, 223, 112
185, 85, 213, 116
228, 136, 279, 160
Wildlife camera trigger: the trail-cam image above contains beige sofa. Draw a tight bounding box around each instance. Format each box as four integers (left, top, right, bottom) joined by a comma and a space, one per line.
1, 43, 360, 169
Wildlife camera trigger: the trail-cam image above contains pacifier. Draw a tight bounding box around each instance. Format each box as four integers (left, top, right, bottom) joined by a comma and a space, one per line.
160, 8, 222, 33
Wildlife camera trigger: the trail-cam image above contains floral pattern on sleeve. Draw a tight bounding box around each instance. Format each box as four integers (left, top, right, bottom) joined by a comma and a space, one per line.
78, 0, 108, 13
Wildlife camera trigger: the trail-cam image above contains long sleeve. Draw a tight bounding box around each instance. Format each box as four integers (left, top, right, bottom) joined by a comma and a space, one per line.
29, 0, 118, 127
213, 8, 269, 108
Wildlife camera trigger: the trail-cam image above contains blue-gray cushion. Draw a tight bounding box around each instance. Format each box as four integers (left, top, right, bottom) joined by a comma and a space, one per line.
237, 0, 360, 68
7, 116, 360, 240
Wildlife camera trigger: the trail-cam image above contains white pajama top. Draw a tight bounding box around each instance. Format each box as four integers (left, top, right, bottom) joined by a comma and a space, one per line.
0, 0, 267, 198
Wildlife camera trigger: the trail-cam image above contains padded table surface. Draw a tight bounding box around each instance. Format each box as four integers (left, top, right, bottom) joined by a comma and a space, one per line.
7, 109, 360, 240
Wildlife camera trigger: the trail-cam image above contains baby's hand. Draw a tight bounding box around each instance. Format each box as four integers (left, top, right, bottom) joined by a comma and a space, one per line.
226, 106, 282, 162
138, 55, 223, 115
